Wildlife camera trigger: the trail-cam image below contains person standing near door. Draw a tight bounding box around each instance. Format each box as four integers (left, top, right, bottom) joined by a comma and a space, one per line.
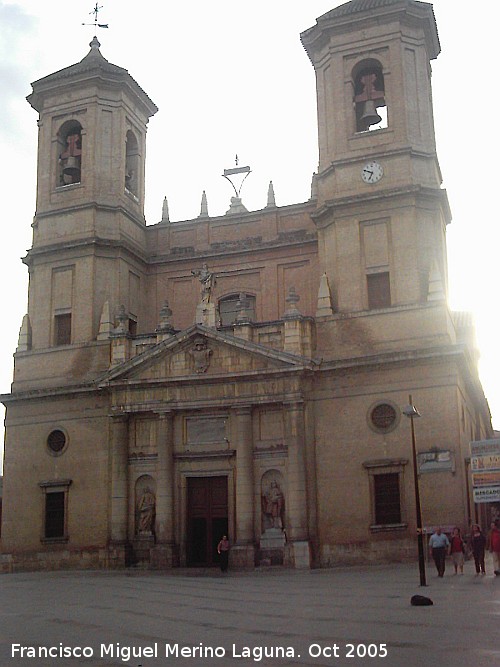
218, 535, 230, 572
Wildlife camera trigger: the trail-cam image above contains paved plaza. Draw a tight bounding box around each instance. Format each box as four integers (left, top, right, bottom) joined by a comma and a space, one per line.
0, 558, 498, 667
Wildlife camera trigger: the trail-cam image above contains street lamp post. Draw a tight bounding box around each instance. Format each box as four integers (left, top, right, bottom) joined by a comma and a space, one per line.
402, 394, 427, 587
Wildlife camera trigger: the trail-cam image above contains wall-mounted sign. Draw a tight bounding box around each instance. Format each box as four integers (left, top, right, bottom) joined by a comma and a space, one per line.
473, 486, 500, 504
470, 438, 500, 458
417, 450, 454, 473
471, 455, 500, 472
471, 471, 500, 487
470, 439, 500, 502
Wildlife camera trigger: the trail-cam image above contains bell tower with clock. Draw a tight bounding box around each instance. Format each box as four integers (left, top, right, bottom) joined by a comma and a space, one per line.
301, 0, 451, 320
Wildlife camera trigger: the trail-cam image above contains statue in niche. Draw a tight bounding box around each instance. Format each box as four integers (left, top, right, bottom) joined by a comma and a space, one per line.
262, 479, 285, 531
189, 336, 213, 373
191, 263, 216, 304
137, 487, 156, 535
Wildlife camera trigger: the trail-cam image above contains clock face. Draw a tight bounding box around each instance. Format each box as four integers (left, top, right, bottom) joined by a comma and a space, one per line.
361, 161, 383, 184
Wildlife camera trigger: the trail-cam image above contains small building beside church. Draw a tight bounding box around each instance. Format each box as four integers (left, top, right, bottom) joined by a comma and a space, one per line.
0, 0, 494, 572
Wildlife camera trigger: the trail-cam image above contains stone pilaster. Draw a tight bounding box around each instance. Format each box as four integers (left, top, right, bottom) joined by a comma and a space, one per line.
283, 401, 311, 568
110, 333, 131, 366
231, 405, 256, 567
283, 287, 311, 356
109, 414, 130, 565
151, 411, 177, 568
233, 322, 253, 341
110, 305, 131, 367
195, 302, 217, 327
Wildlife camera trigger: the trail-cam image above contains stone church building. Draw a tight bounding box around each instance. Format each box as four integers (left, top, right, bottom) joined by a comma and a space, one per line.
0, 0, 493, 571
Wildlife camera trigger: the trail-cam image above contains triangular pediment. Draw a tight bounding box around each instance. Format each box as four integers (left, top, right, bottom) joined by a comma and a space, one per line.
99, 325, 314, 385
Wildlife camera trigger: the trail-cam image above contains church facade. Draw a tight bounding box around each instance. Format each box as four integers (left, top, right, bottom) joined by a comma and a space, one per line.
0, 0, 493, 572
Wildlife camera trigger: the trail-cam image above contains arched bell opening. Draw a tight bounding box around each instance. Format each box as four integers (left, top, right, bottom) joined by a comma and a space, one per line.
57, 120, 83, 186
125, 130, 139, 196
353, 60, 387, 133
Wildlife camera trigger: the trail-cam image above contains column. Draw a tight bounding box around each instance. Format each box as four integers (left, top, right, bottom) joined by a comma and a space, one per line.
109, 414, 129, 563
151, 411, 177, 568
284, 401, 310, 567
232, 405, 256, 567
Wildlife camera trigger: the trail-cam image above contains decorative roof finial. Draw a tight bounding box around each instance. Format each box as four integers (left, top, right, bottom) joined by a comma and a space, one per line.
162, 196, 170, 222
284, 286, 302, 319
266, 181, 276, 208
156, 301, 175, 335
199, 191, 209, 218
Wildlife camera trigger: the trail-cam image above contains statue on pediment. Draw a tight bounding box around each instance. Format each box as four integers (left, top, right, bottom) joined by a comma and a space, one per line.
191, 263, 216, 304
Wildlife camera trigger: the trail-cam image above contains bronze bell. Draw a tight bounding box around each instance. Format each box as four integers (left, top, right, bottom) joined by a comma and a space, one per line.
360, 99, 382, 128
62, 156, 81, 181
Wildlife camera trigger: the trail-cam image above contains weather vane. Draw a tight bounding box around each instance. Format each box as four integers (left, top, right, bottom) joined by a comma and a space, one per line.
82, 2, 109, 30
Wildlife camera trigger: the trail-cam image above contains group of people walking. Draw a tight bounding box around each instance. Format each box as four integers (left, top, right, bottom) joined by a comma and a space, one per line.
428, 519, 500, 577
217, 521, 500, 576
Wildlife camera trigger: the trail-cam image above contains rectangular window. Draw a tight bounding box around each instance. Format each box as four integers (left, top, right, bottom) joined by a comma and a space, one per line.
54, 313, 71, 345
367, 272, 391, 309
45, 491, 65, 538
374, 473, 401, 525
219, 295, 256, 327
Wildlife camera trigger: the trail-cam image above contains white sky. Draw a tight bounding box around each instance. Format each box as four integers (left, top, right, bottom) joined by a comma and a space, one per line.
0, 0, 498, 475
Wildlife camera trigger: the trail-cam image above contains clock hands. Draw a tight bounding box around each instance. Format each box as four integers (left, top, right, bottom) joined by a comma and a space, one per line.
361, 161, 383, 183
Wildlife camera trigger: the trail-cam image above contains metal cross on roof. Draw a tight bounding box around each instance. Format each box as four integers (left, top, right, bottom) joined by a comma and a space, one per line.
82, 2, 109, 30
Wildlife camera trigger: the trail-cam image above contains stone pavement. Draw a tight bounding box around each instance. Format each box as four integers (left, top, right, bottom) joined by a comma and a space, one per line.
0, 557, 498, 667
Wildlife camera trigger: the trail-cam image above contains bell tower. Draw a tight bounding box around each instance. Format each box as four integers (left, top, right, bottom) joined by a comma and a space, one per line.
302, 0, 451, 317
22, 37, 157, 351
28, 36, 157, 241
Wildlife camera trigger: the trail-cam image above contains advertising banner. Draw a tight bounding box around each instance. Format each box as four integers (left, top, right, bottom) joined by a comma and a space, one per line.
471, 455, 500, 472
471, 471, 500, 487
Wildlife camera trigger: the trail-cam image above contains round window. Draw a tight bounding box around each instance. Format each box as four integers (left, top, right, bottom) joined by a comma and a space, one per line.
47, 429, 67, 454
370, 403, 397, 432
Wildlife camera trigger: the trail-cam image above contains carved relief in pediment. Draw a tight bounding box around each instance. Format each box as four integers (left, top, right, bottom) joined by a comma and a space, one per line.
188, 336, 213, 373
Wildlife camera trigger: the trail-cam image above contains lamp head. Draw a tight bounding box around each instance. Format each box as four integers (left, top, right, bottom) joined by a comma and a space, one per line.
402, 404, 421, 418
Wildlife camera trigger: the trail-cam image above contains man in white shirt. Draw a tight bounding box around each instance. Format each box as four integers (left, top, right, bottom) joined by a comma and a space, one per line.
428, 526, 450, 577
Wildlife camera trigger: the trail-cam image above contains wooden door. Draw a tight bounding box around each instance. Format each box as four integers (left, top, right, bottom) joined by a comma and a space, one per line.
187, 476, 228, 566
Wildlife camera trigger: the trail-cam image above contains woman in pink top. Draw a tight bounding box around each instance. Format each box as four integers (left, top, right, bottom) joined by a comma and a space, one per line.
450, 527, 465, 575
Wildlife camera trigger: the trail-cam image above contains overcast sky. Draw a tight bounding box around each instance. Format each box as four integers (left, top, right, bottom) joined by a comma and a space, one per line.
0, 0, 498, 473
